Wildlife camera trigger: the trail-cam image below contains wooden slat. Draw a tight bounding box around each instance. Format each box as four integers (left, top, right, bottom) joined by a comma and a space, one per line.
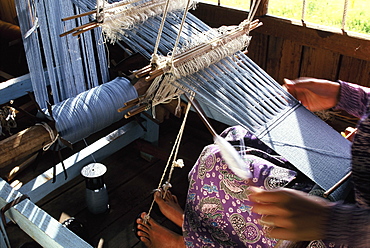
277, 39, 302, 83
300, 46, 340, 80
247, 32, 268, 69
254, 0, 269, 17
0, 179, 93, 247
265, 35, 283, 82
0, 72, 49, 105
338, 56, 370, 87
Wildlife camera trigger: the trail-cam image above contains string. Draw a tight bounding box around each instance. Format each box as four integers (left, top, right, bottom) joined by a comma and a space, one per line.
145, 95, 193, 222
15, 0, 49, 109
342, 0, 349, 30
168, 0, 193, 64
35, 122, 59, 151
83, 139, 97, 163
302, 0, 306, 21
152, 0, 172, 61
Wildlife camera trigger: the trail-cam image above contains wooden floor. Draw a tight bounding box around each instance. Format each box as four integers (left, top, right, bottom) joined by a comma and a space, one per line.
4, 112, 228, 248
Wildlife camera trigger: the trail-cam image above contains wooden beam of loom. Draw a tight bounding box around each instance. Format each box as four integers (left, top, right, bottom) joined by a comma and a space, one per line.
0, 124, 57, 170
0, 179, 93, 247
0, 75, 177, 173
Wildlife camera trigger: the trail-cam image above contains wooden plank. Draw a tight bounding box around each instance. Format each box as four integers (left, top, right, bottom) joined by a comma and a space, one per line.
0, 124, 57, 170
300, 46, 340, 80
0, 179, 93, 247
277, 39, 302, 83
0, 72, 50, 105
247, 32, 268, 69
19, 120, 150, 203
338, 56, 370, 87
256, 16, 370, 61
265, 35, 283, 82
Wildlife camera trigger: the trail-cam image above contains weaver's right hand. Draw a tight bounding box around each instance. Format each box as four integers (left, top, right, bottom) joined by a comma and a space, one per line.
283, 77, 340, 112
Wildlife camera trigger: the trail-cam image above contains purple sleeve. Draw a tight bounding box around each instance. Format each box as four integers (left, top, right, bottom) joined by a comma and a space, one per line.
325, 81, 370, 247
324, 203, 370, 247
334, 80, 370, 118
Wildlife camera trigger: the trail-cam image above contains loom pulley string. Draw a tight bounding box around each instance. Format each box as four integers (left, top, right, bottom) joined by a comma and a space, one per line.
144, 95, 193, 223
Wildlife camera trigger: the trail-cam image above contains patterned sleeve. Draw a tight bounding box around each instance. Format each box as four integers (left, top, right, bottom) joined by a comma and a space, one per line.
325, 81, 370, 247
334, 80, 370, 118
324, 203, 370, 247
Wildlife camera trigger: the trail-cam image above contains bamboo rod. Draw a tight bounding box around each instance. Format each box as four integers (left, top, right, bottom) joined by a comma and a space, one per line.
72, 23, 99, 36
61, 10, 96, 21
60, 21, 98, 37
183, 94, 217, 137
323, 171, 352, 198
124, 104, 149, 118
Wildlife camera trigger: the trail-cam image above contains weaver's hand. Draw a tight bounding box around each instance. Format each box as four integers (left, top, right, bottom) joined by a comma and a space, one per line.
283, 77, 340, 112
249, 187, 334, 241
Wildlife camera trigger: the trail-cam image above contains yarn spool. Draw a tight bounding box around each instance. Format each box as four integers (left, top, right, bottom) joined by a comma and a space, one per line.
48, 77, 138, 144
81, 163, 109, 214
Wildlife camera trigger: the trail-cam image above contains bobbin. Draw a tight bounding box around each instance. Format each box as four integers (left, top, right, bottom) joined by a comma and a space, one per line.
81, 163, 110, 214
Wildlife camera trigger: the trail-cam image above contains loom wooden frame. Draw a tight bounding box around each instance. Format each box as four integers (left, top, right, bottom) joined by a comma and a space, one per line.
0, 74, 159, 247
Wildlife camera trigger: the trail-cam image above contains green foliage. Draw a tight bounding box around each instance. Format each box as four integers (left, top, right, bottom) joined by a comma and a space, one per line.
204, 0, 370, 34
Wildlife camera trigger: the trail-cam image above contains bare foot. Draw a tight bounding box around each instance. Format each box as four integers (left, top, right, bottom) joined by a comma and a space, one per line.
136, 212, 185, 248
154, 190, 184, 227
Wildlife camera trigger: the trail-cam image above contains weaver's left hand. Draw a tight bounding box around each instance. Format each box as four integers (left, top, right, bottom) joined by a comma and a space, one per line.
249, 187, 334, 241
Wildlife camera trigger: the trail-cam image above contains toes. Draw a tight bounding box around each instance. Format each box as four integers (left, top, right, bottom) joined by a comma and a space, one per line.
137, 229, 149, 238
137, 224, 150, 233
154, 191, 163, 202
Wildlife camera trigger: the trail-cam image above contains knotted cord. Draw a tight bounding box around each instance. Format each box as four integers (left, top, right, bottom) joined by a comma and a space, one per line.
144, 94, 193, 223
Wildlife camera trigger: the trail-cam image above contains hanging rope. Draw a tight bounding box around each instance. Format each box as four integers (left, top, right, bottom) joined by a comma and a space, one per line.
342, 0, 349, 30
144, 94, 193, 223
301, 0, 306, 22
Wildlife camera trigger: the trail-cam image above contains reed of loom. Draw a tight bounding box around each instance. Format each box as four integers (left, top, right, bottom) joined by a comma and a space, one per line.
119, 19, 262, 118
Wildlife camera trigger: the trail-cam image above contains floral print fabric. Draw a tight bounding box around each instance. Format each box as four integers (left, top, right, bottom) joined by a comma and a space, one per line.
182, 126, 297, 247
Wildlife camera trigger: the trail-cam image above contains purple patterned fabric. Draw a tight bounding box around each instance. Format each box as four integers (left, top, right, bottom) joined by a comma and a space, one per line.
182, 126, 297, 247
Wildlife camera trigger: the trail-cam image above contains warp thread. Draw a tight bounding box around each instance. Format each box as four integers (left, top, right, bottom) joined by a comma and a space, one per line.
45, 77, 137, 145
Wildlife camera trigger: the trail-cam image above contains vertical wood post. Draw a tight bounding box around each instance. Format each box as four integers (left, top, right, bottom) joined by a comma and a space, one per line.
254, 0, 269, 16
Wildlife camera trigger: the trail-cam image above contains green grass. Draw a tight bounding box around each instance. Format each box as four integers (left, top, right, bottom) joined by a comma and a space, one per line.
203, 0, 370, 34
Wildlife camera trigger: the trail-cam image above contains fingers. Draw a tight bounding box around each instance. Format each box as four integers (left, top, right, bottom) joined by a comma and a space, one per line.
249, 186, 300, 204
249, 187, 331, 241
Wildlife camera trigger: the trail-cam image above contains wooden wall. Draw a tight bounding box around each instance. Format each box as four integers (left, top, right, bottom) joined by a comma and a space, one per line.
191, 3, 370, 87
0, 0, 17, 24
